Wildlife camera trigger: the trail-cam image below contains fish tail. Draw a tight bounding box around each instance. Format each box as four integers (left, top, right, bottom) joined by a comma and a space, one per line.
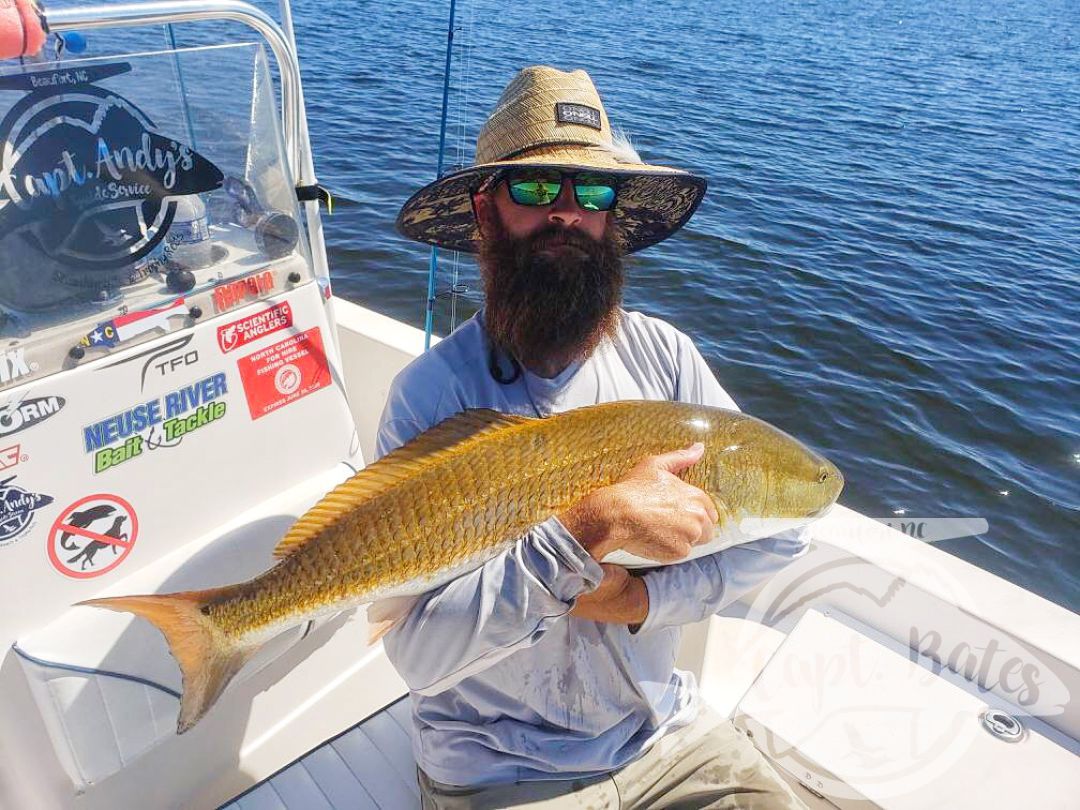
77, 588, 254, 734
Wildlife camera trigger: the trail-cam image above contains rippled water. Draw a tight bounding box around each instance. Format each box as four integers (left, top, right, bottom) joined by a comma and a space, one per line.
62, 0, 1079, 611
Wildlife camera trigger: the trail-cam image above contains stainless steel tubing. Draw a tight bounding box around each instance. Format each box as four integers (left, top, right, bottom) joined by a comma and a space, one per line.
45, 1, 306, 184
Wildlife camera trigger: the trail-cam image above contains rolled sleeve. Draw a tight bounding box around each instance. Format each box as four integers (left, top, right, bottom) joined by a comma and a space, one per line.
636, 527, 811, 634
531, 515, 606, 601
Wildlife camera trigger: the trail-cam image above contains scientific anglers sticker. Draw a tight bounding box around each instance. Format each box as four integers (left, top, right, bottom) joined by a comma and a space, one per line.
0, 476, 53, 548
0, 62, 224, 275
48, 494, 138, 579
237, 327, 330, 420
217, 300, 293, 354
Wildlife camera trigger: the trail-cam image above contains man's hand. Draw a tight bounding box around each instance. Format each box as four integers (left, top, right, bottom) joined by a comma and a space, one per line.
558, 443, 719, 564
571, 564, 648, 626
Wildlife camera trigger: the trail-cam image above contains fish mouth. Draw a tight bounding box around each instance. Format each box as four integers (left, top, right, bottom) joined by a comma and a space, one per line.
822, 459, 844, 498
807, 459, 843, 519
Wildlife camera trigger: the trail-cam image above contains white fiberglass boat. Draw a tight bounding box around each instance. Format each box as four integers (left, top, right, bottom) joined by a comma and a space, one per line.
0, 3, 1076, 808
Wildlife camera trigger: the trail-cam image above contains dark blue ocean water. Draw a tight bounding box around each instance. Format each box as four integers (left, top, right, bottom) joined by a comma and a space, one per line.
56, 0, 1080, 611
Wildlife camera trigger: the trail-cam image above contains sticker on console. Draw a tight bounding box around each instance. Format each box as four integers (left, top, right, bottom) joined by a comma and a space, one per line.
217, 300, 293, 354
0, 444, 26, 470
0, 476, 53, 548
0, 396, 65, 438
48, 494, 138, 578
212, 270, 275, 313
237, 327, 330, 420
81, 373, 228, 473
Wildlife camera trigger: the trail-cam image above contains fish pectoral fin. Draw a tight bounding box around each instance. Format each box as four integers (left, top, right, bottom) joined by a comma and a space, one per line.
366, 595, 421, 645
77, 588, 254, 734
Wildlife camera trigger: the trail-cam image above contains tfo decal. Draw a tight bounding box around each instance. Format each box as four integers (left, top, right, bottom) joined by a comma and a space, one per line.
0, 395, 65, 438
217, 300, 293, 354
48, 494, 138, 578
212, 270, 275, 313
0, 475, 53, 548
0, 62, 223, 278
102, 333, 199, 391
82, 372, 228, 473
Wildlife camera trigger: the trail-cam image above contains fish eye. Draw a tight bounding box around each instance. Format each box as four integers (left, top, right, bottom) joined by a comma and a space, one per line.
817, 469, 829, 483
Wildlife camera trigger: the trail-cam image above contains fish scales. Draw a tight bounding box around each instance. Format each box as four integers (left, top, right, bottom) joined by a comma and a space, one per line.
77, 400, 843, 732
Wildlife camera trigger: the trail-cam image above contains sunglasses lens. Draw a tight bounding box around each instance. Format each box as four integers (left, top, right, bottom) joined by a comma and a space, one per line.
508, 172, 562, 206
574, 179, 617, 211
504, 171, 617, 210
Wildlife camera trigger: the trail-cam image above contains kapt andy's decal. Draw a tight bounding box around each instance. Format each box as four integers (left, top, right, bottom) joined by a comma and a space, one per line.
0, 395, 65, 438
0, 475, 53, 548
82, 372, 228, 473
0, 63, 223, 277
217, 300, 293, 354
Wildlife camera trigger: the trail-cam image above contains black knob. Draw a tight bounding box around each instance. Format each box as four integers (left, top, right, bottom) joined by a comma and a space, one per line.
288, 271, 302, 284
69, 345, 86, 360
188, 305, 203, 319
166, 269, 196, 293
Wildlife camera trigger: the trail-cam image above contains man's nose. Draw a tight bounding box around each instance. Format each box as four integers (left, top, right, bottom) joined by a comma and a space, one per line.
548, 179, 582, 227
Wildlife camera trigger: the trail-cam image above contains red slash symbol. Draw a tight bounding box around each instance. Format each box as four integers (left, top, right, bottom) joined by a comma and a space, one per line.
48, 494, 139, 579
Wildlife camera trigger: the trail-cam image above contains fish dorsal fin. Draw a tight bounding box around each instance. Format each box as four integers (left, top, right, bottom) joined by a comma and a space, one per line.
375, 408, 532, 469
272, 408, 534, 559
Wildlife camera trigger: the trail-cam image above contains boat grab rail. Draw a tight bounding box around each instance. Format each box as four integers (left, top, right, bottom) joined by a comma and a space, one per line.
44, 0, 306, 185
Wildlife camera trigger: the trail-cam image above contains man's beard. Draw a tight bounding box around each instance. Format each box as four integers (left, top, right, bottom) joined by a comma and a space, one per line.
479, 215, 624, 374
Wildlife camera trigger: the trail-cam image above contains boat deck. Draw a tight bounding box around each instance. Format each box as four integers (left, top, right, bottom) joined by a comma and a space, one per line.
222, 698, 418, 810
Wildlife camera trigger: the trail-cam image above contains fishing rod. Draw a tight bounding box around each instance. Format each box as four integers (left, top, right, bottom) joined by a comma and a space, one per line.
423, 0, 457, 350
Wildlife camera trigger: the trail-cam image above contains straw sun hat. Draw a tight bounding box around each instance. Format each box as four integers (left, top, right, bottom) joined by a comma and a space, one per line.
396, 65, 707, 254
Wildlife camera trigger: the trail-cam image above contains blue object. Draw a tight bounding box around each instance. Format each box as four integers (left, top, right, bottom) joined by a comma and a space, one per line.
61, 32, 87, 54
423, 0, 457, 350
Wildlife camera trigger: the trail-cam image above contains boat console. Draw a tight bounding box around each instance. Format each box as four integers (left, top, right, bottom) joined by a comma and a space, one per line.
0, 5, 401, 807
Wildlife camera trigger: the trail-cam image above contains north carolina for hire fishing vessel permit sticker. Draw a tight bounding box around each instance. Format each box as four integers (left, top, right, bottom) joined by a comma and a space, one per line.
236, 327, 330, 420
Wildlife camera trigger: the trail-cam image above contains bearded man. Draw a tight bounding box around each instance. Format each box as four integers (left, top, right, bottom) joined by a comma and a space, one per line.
381, 66, 810, 809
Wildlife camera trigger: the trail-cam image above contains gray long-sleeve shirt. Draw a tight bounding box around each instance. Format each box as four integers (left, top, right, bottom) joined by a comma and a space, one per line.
375, 310, 809, 786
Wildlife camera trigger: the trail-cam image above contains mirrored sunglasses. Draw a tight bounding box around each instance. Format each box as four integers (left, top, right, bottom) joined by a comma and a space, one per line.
502, 169, 619, 212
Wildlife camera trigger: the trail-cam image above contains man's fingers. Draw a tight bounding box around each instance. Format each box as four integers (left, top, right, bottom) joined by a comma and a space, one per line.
652, 442, 705, 475
671, 539, 693, 561
682, 500, 717, 545
697, 490, 720, 524
698, 514, 716, 545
